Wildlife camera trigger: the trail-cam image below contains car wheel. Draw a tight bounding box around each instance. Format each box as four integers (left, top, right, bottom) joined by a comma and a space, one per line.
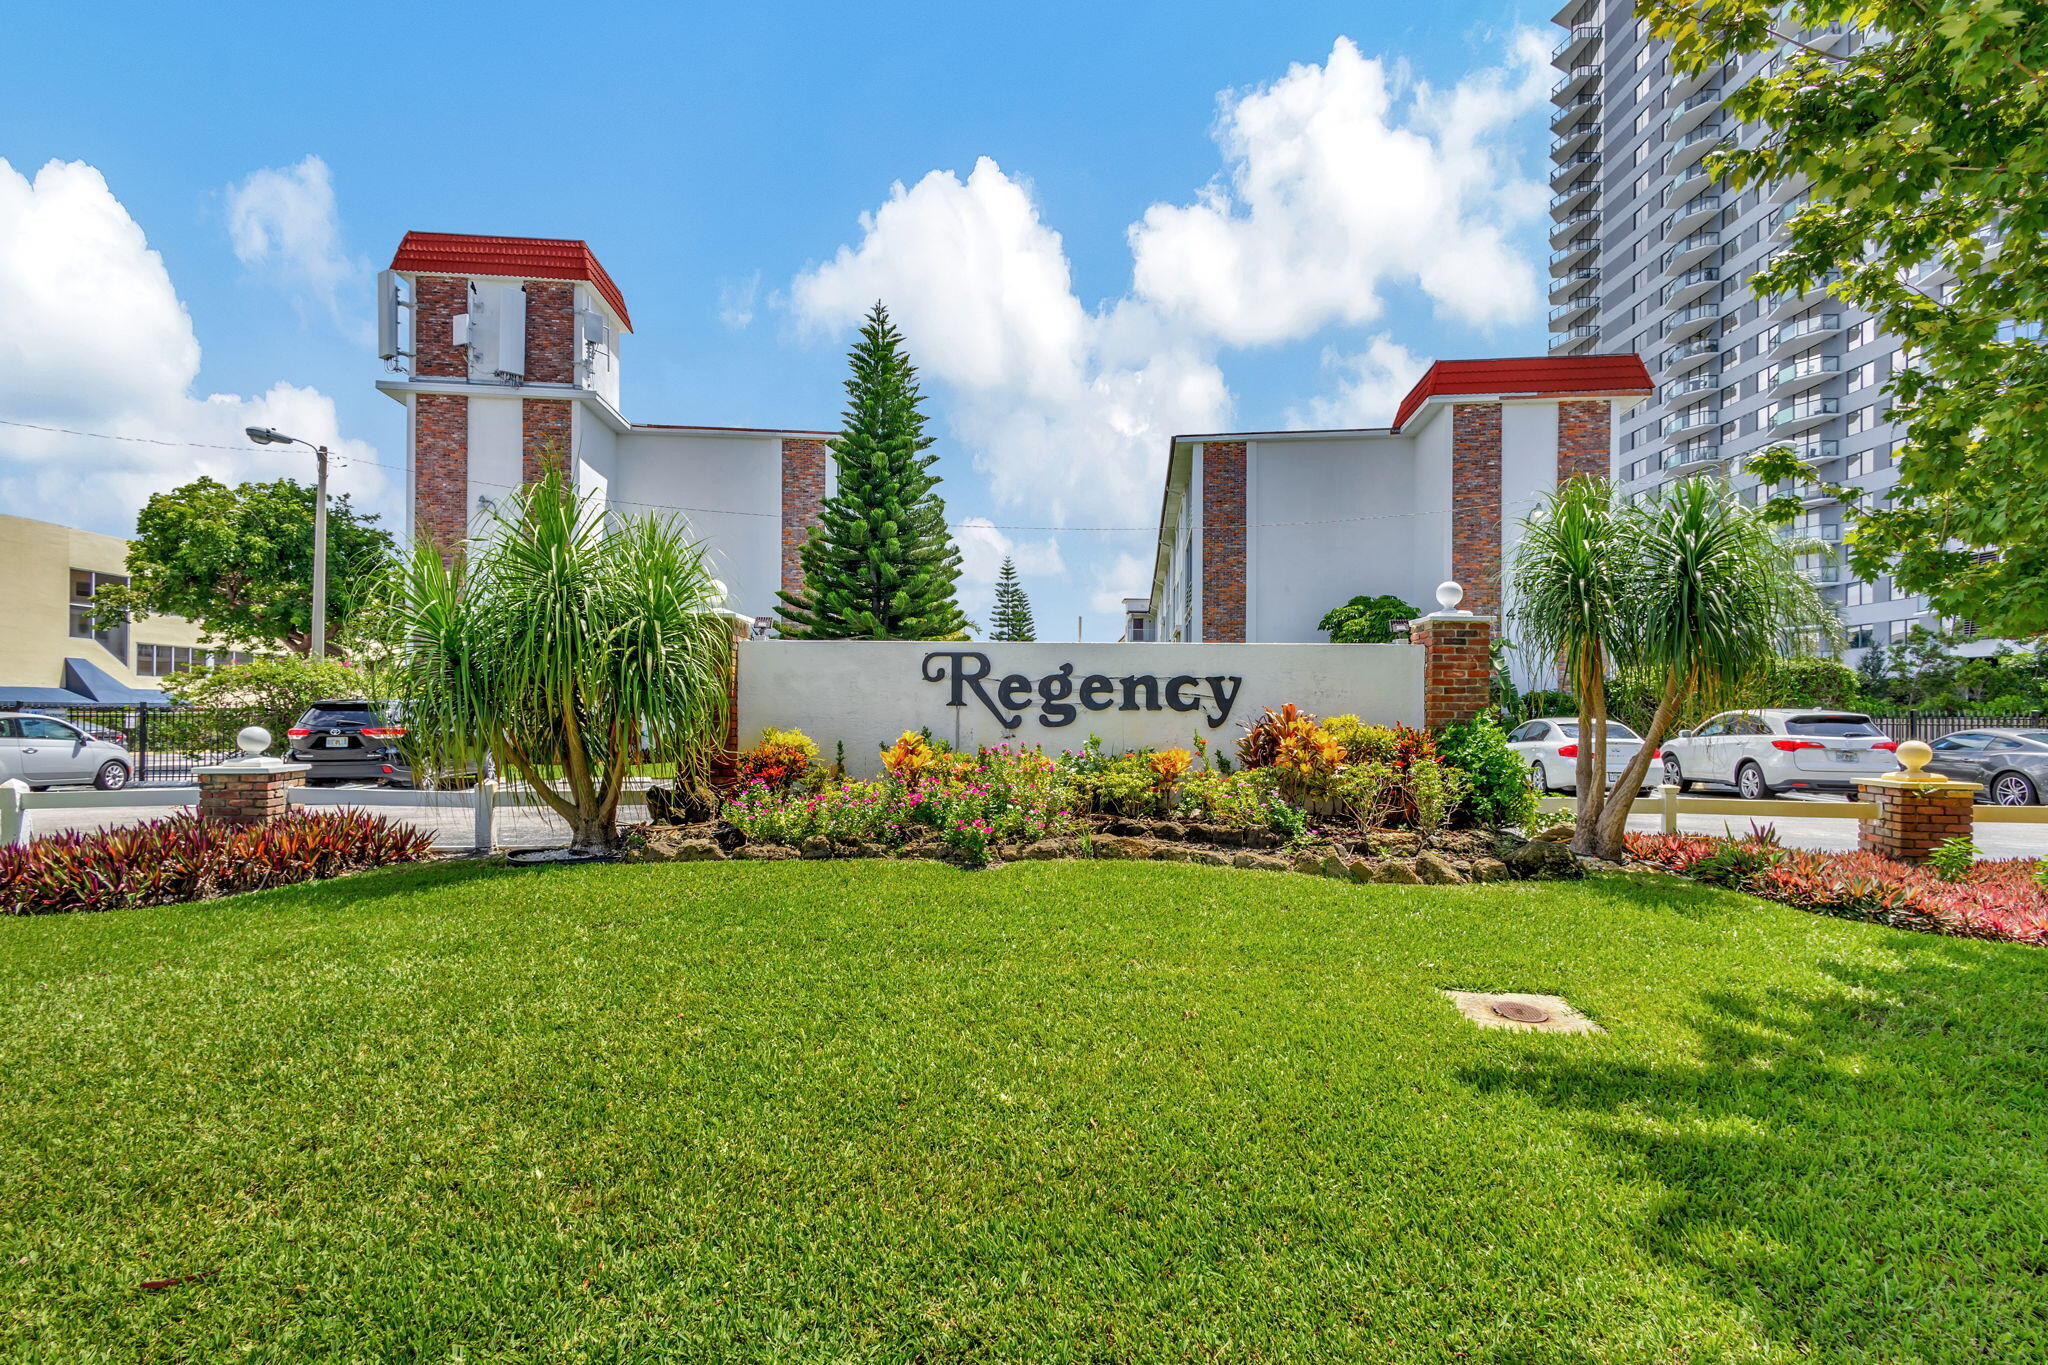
1991, 771, 2039, 807
92, 761, 130, 791
1737, 761, 1772, 801
1662, 756, 1692, 792
1529, 760, 1550, 794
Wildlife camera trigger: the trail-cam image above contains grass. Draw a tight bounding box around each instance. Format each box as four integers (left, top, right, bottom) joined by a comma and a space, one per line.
4, 860, 2046, 1363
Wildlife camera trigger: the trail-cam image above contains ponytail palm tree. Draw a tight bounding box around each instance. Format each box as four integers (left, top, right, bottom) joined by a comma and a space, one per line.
1511, 477, 1838, 860
381, 470, 733, 855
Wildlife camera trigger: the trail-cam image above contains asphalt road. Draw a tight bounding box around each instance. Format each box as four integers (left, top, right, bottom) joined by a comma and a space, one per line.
26, 788, 2048, 859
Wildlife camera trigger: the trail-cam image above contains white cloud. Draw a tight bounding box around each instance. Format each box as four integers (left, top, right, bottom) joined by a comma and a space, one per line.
719, 271, 761, 328
788, 33, 1547, 534
1129, 32, 1551, 342
1289, 336, 1430, 429
1089, 551, 1153, 615
225, 155, 365, 335
0, 158, 391, 538
952, 514, 1064, 623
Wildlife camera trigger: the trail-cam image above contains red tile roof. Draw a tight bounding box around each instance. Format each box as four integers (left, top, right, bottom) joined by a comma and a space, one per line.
1390, 354, 1652, 430
388, 232, 632, 331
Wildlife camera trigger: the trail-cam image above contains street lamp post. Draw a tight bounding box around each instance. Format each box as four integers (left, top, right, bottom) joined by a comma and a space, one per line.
245, 427, 332, 657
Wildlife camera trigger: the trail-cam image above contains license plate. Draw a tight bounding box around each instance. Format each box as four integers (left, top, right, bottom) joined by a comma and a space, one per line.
1835, 750, 1860, 764
324, 737, 350, 749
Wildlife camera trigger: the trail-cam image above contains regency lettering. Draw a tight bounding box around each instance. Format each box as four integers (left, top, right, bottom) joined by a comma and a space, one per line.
921, 651, 1243, 730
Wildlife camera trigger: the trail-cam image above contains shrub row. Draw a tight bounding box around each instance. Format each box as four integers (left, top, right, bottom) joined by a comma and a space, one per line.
1625, 832, 2048, 946
1, 810, 435, 915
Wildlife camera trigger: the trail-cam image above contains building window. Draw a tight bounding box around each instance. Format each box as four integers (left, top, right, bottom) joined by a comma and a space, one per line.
1847, 626, 1876, 650
68, 568, 130, 662
134, 645, 251, 678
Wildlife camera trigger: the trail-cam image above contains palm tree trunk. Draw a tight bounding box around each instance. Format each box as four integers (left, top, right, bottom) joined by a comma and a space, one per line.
1572, 655, 1611, 857
1590, 666, 1690, 860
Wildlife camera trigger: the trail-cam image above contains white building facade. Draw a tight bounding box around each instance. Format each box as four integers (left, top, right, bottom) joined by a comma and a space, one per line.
1138, 357, 1653, 647
377, 233, 831, 628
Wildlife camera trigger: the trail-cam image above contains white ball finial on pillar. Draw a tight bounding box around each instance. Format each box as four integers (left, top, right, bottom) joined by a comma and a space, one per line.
236, 726, 273, 758
1425, 581, 1471, 618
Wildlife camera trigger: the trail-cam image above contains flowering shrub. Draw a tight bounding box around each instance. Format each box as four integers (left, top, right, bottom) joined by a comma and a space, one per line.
881, 731, 937, 784
1434, 717, 1539, 830
733, 727, 818, 791
1627, 832, 2048, 946
1148, 747, 1194, 793
1177, 769, 1274, 827
1, 811, 434, 915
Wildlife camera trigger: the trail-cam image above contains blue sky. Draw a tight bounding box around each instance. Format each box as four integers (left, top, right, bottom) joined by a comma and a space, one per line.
0, 0, 1561, 637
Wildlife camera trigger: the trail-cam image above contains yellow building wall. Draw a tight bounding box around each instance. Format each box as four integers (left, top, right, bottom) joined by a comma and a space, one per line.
0, 513, 211, 694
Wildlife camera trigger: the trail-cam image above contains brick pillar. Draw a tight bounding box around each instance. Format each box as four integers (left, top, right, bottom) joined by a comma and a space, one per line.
522, 398, 572, 484
196, 765, 308, 827
1200, 440, 1247, 642
411, 275, 470, 378
780, 437, 828, 597
523, 281, 575, 383
1450, 404, 1502, 618
1557, 399, 1610, 482
1411, 615, 1493, 729
414, 393, 469, 557
1856, 781, 1976, 863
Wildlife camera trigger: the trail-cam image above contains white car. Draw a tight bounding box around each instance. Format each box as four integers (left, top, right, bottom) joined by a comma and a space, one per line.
1507, 717, 1658, 795
1660, 709, 1898, 800
0, 712, 134, 790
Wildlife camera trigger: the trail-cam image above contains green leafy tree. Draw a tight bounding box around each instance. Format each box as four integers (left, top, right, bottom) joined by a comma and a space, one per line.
377, 469, 732, 855
1645, 0, 2048, 636
988, 556, 1037, 642
1317, 593, 1420, 644
1513, 477, 1836, 859
777, 303, 967, 640
1856, 639, 1893, 700
163, 655, 375, 743
87, 477, 393, 655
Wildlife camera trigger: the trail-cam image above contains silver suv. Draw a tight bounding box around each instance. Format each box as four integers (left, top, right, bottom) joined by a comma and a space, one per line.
0, 712, 134, 790
1661, 709, 1898, 800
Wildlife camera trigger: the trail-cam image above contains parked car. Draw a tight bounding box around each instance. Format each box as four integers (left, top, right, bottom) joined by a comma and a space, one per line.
1919, 728, 2048, 806
0, 712, 133, 790
285, 699, 485, 788
1506, 717, 1658, 795
1661, 709, 1899, 800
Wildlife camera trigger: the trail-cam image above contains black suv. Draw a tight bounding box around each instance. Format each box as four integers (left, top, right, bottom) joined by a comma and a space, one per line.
286, 699, 413, 787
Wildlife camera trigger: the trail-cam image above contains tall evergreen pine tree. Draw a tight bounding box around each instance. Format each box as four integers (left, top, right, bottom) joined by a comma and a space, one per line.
989, 556, 1037, 642
777, 303, 968, 640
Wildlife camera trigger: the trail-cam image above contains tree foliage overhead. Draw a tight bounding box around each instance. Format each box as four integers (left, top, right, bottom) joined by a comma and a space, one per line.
87, 476, 393, 656
777, 303, 967, 640
1643, 0, 2048, 636
989, 557, 1038, 642
1318, 594, 1420, 644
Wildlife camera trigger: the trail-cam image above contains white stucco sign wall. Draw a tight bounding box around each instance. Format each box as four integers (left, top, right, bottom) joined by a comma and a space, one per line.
737, 642, 1423, 774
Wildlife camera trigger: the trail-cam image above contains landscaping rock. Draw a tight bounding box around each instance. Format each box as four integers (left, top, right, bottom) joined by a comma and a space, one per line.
1290, 851, 1325, 876
1092, 836, 1156, 861
849, 842, 891, 861
799, 837, 835, 860
1467, 856, 1512, 883
735, 843, 798, 861
1151, 820, 1186, 842
1104, 819, 1151, 838
1202, 825, 1243, 848
1150, 845, 1194, 862
1321, 853, 1351, 880
1413, 852, 1466, 885
1188, 850, 1231, 868
1018, 838, 1080, 861
1373, 859, 1424, 884
641, 833, 728, 863
1504, 839, 1585, 880
1346, 857, 1378, 883
1233, 853, 1290, 872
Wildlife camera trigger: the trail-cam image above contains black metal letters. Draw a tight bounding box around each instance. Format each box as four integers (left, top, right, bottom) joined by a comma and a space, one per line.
922, 651, 1243, 730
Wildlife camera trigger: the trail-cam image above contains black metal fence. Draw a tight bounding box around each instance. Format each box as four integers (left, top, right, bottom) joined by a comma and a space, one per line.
1869, 712, 2048, 743
0, 703, 273, 784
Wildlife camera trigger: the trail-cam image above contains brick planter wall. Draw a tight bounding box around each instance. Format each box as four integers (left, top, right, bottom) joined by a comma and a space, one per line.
197, 767, 307, 827
780, 438, 829, 598
1449, 405, 1503, 618
1856, 782, 1976, 863
1201, 441, 1247, 642
1410, 616, 1493, 729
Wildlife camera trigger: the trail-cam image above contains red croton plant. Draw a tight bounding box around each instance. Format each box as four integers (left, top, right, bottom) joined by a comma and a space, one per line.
1627, 832, 2048, 947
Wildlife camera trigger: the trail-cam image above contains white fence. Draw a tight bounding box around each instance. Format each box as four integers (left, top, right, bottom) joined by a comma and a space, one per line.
0, 779, 651, 853
1540, 786, 2048, 833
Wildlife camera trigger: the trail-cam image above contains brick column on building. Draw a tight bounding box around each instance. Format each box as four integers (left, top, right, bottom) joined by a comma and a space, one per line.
1855, 742, 1980, 863
1200, 440, 1247, 642
1409, 593, 1494, 730
521, 398, 573, 484
414, 393, 469, 556
1556, 399, 1610, 483
779, 438, 829, 598
411, 275, 470, 379
523, 282, 575, 384
195, 763, 309, 827
1450, 404, 1503, 618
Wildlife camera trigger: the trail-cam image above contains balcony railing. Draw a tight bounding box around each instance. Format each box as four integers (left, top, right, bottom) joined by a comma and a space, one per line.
1552, 324, 1601, 348
1548, 208, 1601, 244
1662, 194, 1723, 237
1550, 180, 1598, 215
1771, 396, 1841, 428
1549, 237, 1598, 268
1550, 150, 1602, 186
1772, 313, 1841, 348
1661, 230, 1721, 271
1663, 303, 1721, 337
1548, 265, 1600, 301
1552, 24, 1602, 66
1661, 373, 1721, 403
1663, 442, 1722, 470
1549, 121, 1600, 156
1548, 295, 1598, 326
1662, 266, 1721, 306
1548, 88, 1601, 132
1551, 64, 1601, 103
1776, 438, 1840, 463
1664, 407, 1722, 436
1771, 355, 1842, 388
1661, 337, 1719, 370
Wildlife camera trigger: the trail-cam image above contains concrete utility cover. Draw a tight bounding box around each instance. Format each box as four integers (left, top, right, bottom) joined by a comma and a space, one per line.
1443, 991, 1604, 1035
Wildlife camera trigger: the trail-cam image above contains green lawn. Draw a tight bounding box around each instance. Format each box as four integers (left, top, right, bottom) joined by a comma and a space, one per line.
5, 861, 2046, 1363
